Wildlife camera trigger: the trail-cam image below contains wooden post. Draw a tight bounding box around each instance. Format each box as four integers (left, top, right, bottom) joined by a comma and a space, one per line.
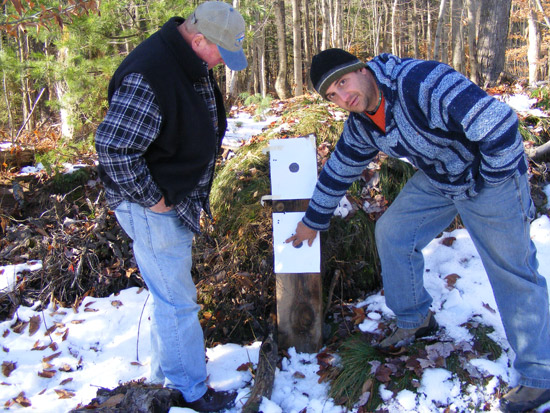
266, 136, 323, 353
276, 272, 323, 353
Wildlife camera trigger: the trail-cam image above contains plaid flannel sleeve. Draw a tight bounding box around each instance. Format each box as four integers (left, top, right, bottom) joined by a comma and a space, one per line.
95, 73, 164, 207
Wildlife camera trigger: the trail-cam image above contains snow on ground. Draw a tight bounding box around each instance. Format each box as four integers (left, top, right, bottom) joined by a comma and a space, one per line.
2, 214, 549, 412
224, 111, 279, 149
1, 99, 550, 412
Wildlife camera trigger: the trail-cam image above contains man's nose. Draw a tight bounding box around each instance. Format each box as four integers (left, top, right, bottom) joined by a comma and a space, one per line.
341, 91, 352, 105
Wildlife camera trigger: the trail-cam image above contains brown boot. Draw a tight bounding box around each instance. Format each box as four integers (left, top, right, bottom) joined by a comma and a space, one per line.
377, 310, 438, 351
500, 385, 550, 412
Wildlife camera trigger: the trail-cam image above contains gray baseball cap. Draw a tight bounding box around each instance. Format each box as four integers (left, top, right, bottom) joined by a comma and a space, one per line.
189, 1, 247, 71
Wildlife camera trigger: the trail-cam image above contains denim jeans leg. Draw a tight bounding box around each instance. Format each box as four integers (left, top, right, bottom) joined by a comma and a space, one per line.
148, 296, 165, 384
115, 201, 208, 401
456, 173, 550, 388
375, 171, 458, 328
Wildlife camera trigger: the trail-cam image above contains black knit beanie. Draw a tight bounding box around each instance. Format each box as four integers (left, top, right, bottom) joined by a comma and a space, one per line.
310, 48, 366, 98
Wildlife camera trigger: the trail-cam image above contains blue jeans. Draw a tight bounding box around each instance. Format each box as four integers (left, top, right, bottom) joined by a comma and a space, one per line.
375, 170, 550, 388
115, 200, 207, 401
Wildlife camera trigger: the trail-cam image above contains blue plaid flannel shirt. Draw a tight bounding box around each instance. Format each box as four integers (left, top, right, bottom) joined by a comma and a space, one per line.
96, 67, 219, 233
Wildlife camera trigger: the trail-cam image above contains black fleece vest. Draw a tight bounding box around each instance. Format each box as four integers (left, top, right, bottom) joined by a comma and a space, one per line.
106, 17, 227, 206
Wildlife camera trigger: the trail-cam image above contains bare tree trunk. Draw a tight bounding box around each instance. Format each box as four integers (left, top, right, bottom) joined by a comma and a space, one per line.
251, 22, 259, 95
257, 23, 267, 97
533, 0, 550, 30
313, 1, 319, 55
274, 0, 290, 99
303, 0, 314, 91
292, 0, 304, 95
466, 0, 478, 83
17, 28, 32, 133
382, 0, 390, 53
528, 1, 540, 85
427, 1, 433, 59
476, 0, 511, 87
411, 0, 419, 59
55, 29, 74, 140
372, 0, 381, 55
321, 0, 330, 49
451, 0, 465, 74
0, 32, 14, 137
391, 0, 399, 55
333, 0, 343, 48
225, 0, 240, 99
433, 0, 448, 62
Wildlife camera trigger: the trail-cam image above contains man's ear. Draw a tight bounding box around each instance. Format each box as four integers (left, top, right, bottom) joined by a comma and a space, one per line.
190, 33, 205, 51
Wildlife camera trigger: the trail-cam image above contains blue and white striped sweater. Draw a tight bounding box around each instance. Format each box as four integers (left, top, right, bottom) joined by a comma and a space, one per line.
304, 54, 528, 231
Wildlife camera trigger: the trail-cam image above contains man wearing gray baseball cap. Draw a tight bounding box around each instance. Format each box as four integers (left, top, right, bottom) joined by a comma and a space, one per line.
95, 2, 247, 411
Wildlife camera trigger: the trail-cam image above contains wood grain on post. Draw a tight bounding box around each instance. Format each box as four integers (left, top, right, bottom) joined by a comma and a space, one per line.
268, 136, 323, 354
272, 198, 323, 353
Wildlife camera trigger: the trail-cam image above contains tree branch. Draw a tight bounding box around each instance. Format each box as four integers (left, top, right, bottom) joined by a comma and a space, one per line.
526, 140, 550, 160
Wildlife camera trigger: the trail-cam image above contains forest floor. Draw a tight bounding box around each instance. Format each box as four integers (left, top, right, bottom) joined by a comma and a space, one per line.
1, 90, 550, 411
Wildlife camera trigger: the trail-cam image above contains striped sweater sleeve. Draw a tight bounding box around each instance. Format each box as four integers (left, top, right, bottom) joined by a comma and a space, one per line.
303, 124, 378, 231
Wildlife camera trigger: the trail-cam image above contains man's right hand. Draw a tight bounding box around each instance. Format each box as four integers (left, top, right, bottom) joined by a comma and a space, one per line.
285, 221, 318, 247
149, 197, 172, 213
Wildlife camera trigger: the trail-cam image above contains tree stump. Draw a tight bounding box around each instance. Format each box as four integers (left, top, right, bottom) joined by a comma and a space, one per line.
70, 382, 183, 413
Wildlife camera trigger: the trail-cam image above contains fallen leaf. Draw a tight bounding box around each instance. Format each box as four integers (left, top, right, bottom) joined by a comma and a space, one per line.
361, 377, 373, 396
42, 361, 54, 369
351, 307, 366, 325
444, 273, 461, 289
2, 361, 16, 377
483, 303, 497, 314
38, 369, 56, 378
374, 364, 393, 383
2, 330, 9, 338
236, 362, 253, 372
111, 300, 123, 308
59, 364, 73, 372
293, 371, 306, 379
441, 237, 456, 246
43, 351, 62, 363
59, 377, 73, 385
12, 319, 28, 334
71, 320, 85, 324
2, 347, 8, 353
29, 315, 41, 336
54, 389, 75, 399
32, 340, 47, 351
4, 399, 15, 408
98, 393, 124, 408
405, 357, 421, 370
14, 391, 31, 407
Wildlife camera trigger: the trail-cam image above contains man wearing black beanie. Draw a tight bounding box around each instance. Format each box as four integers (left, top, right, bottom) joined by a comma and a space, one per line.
287, 48, 550, 413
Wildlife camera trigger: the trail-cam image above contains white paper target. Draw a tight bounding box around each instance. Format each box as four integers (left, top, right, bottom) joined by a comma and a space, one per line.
269, 136, 317, 200
272, 212, 320, 273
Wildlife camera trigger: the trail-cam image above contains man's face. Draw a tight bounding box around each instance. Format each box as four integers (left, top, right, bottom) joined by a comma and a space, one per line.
325, 68, 378, 113
192, 34, 224, 69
